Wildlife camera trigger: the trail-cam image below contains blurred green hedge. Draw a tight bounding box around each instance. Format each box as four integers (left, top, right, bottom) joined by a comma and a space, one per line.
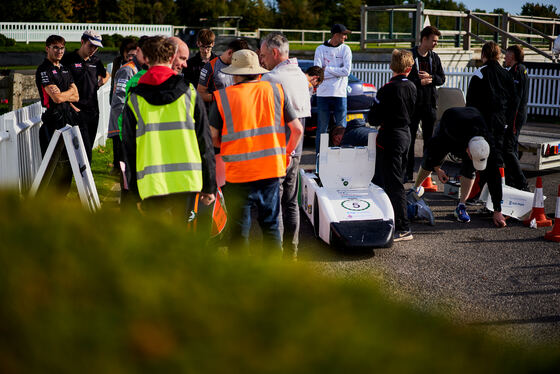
0, 192, 558, 373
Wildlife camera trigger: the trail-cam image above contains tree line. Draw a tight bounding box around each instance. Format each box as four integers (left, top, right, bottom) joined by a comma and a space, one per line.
1, 0, 557, 31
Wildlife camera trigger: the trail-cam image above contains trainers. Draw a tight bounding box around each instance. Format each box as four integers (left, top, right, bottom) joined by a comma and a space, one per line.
454, 203, 471, 223
394, 230, 413, 242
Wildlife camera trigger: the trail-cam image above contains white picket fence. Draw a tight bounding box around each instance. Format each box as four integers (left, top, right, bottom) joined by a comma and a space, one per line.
352, 63, 560, 117
0, 82, 111, 192
0, 101, 43, 193
0, 22, 173, 44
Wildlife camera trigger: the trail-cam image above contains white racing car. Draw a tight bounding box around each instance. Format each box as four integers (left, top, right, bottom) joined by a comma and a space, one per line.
299, 133, 394, 248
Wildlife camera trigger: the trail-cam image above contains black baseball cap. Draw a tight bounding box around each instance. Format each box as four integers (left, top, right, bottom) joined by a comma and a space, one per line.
331, 24, 351, 35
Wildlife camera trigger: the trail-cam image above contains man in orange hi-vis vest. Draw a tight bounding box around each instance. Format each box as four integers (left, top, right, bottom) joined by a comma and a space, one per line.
209, 49, 303, 254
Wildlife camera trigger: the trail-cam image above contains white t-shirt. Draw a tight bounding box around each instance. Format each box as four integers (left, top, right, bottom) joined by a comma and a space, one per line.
314, 41, 352, 97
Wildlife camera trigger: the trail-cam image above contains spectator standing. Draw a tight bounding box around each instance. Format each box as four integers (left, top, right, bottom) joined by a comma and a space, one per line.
466, 41, 516, 184
110, 37, 137, 102
368, 49, 417, 241
405, 26, 445, 182
209, 50, 303, 254
35, 35, 79, 192
184, 29, 216, 88
197, 38, 249, 103
305, 65, 324, 95
313, 24, 352, 153
61, 30, 110, 163
260, 32, 311, 259
121, 36, 216, 219
503, 45, 529, 191
108, 36, 148, 176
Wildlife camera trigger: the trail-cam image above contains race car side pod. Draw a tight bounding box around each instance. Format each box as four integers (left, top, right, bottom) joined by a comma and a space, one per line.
421, 173, 438, 192
524, 176, 552, 227
544, 185, 560, 242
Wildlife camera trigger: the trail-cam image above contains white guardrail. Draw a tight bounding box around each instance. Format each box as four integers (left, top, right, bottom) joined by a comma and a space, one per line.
0, 22, 173, 43
353, 63, 560, 117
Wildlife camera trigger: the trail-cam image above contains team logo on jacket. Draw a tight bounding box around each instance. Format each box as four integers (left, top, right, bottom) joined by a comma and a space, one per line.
75, 63, 82, 68
52, 70, 57, 75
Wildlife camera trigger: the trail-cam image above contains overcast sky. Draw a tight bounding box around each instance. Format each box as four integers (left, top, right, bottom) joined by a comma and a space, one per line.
461, 0, 559, 14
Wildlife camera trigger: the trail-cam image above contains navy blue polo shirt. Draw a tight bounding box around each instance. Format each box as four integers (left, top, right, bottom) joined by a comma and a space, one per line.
61, 51, 107, 112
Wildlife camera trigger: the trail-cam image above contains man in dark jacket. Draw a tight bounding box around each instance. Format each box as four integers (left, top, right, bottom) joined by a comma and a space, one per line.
405, 26, 446, 182
466, 41, 516, 173
183, 29, 216, 88
121, 36, 216, 219
412, 107, 506, 227
504, 45, 529, 190
369, 49, 417, 241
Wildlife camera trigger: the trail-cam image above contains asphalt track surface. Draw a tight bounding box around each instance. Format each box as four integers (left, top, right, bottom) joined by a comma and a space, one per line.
296, 135, 560, 347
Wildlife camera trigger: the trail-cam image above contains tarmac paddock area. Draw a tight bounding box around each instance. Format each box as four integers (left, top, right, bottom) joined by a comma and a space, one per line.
296, 135, 560, 346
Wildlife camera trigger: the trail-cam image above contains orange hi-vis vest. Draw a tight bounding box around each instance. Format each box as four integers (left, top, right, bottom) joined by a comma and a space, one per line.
214, 80, 287, 183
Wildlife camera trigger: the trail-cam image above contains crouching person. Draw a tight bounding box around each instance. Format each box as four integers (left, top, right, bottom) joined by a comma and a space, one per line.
121, 36, 216, 221
369, 49, 417, 242
412, 107, 506, 227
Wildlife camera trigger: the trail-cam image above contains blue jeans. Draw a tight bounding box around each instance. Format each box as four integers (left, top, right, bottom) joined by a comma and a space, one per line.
316, 96, 347, 153
223, 178, 282, 253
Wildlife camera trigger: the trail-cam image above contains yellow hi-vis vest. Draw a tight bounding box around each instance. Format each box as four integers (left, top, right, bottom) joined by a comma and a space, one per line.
128, 85, 202, 200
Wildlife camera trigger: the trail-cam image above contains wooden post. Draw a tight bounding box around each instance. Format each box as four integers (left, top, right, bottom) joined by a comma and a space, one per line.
501, 13, 509, 50
8, 71, 23, 111
463, 11, 471, 51
361, 4, 366, 50
415, 1, 423, 47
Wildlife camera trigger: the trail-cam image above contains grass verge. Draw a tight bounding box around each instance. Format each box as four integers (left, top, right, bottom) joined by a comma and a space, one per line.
0, 190, 559, 373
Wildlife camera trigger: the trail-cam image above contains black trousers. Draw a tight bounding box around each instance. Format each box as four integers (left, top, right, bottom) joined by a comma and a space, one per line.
406, 107, 436, 179
77, 109, 99, 164
373, 130, 411, 232
39, 113, 74, 195
503, 126, 528, 189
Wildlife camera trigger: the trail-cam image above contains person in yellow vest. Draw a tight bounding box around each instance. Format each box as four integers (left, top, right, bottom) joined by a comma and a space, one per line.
121, 36, 216, 219
209, 49, 303, 253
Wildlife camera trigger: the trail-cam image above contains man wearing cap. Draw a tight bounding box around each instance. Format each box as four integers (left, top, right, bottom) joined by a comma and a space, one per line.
259, 32, 311, 259
313, 24, 352, 153
411, 107, 507, 227
209, 49, 303, 253
62, 30, 110, 163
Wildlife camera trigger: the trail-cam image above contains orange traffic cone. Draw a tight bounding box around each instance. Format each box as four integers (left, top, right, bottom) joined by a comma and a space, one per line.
499, 167, 505, 186
421, 173, 438, 192
544, 185, 560, 242
524, 176, 552, 227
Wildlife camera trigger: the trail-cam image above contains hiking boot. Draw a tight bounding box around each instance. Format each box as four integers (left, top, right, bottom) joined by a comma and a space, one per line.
394, 230, 413, 242
454, 203, 471, 223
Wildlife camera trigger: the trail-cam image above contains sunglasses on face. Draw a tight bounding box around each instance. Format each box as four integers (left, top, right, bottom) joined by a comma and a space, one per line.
50, 46, 65, 51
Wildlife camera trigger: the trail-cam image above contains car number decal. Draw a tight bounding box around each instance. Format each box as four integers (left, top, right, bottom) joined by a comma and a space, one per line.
341, 199, 370, 211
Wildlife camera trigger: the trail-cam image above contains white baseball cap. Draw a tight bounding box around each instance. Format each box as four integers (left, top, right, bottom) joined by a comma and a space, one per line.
468, 136, 490, 171
82, 30, 103, 47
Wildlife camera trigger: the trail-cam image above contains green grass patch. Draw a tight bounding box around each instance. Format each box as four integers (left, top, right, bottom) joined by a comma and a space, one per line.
0, 191, 559, 372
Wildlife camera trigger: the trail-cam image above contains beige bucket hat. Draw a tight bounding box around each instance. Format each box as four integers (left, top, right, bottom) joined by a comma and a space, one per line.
221, 49, 269, 75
